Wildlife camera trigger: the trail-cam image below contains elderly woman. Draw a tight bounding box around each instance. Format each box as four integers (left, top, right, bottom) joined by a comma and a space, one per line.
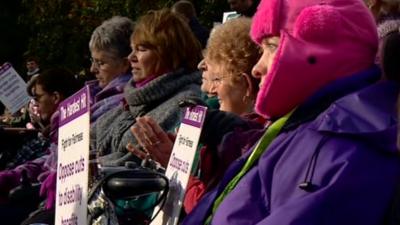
87, 16, 133, 123
128, 17, 264, 213
183, 0, 400, 224
3, 17, 134, 225
203, 18, 261, 116
90, 9, 203, 166
184, 17, 265, 212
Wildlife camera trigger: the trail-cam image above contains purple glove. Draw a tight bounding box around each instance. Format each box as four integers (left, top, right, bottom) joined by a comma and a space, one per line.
39, 171, 57, 209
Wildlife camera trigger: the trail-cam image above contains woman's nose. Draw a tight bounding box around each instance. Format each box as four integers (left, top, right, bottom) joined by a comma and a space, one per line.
90, 62, 97, 73
127, 50, 137, 62
252, 60, 266, 79
197, 59, 206, 71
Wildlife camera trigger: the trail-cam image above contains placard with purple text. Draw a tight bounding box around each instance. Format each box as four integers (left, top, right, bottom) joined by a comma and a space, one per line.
55, 87, 90, 225
153, 105, 207, 225
0, 63, 31, 114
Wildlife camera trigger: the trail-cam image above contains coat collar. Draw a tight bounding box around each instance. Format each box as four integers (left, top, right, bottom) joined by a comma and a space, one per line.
282, 65, 381, 132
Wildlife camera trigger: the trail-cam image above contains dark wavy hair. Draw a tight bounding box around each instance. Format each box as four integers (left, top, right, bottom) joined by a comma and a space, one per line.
35, 68, 82, 98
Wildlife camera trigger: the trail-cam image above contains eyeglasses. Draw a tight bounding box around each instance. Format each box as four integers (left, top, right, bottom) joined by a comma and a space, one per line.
90, 56, 124, 70
90, 58, 107, 69
210, 76, 230, 86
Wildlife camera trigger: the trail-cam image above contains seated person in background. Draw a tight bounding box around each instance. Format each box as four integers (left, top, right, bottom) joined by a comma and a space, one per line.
0, 68, 81, 225
366, 0, 400, 22
380, 19, 400, 225
1, 75, 50, 170
365, 0, 400, 61
90, 8, 203, 167
172, 0, 210, 48
25, 56, 40, 81
128, 17, 265, 213
227, 0, 260, 17
182, 0, 400, 224
26, 75, 45, 130
386, 30, 400, 225
87, 16, 133, 123
380, 27, 400, 83
0, 75, 43, 129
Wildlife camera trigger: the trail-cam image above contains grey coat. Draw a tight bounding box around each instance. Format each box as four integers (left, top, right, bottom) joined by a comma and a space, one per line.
90, 69, 202, 166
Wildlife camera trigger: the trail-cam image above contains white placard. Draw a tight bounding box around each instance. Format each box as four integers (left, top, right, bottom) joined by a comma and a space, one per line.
0, 63, 31, 114
222, 11, 240, 23
153, 105, 207, 225
55, 87, 90, 225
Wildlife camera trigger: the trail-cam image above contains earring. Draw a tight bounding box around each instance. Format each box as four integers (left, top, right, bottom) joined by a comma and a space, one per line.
242, 95, 250, 104
243, 93, 255, 104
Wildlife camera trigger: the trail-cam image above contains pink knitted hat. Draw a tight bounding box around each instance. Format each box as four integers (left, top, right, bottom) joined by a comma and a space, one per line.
251, 0, 378, 119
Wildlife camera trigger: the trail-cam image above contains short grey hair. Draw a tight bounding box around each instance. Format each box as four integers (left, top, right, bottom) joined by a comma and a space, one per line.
89, 16, 134, 58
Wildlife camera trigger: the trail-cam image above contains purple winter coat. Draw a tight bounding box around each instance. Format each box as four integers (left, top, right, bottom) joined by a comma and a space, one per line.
183, 67, 400, 225
86, 73, 130, 123
0, 112, 59, 198
37, 74, 131, 209
0, 75, 130, 205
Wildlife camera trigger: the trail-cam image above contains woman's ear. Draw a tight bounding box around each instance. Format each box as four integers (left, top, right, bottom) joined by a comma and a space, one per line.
52, 91, 62, 105
241, 72, 255, 98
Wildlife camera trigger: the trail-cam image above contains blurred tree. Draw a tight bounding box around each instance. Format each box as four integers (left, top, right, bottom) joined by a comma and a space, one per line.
18, 0, 98, 73
13, 0, 227, 75
0, 0, 27, 73
195, 0, 230, 27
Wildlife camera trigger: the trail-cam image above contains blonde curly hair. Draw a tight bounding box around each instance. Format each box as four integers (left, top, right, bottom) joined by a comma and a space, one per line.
205, 17, 260, 89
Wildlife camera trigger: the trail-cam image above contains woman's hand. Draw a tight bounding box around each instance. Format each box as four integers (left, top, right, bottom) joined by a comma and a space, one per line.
128, 116, 175, 168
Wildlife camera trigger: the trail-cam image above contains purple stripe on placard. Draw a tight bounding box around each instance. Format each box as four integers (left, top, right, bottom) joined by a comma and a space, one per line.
182, 105, 207, 128
0, 63, 11, 76
59, 86, 91, 127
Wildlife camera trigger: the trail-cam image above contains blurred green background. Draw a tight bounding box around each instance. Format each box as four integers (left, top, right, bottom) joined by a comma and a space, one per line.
0, 0, 229, 78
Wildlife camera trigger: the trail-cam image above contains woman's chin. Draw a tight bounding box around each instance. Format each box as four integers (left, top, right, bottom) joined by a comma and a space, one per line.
132, 74, 146, 83
219, 104, 231, 114
98, 82, 106, 88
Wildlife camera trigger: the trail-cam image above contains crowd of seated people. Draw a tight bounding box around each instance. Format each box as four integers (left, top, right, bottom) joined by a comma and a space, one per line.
127, 17, 265, 215
0, 68, 81, 225
1, 0, 400, 225
0, 75, 49, 170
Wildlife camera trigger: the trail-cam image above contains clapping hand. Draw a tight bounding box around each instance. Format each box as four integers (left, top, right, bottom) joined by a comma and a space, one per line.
128, 116, 176, 168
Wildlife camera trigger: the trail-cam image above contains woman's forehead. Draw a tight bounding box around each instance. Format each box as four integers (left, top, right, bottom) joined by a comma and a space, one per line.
204, 60, 226, 74
33, 83, 47, 95
91, 49, 118, 59
261, 36, 280, 45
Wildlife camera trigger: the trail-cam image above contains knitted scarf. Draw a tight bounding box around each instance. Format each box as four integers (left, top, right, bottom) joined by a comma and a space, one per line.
91, 68, 202, 164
